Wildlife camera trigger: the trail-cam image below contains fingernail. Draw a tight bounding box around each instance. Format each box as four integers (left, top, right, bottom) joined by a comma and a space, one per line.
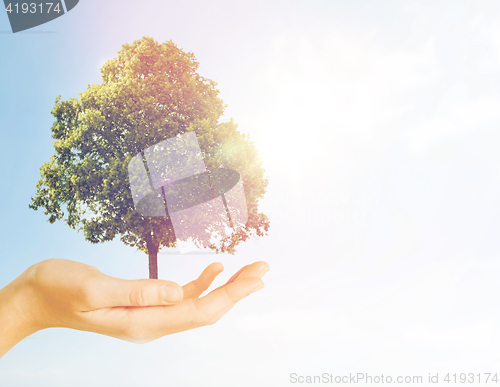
259, 266, 270, 277
162, 285, 182, 303
214, 262, 224, 271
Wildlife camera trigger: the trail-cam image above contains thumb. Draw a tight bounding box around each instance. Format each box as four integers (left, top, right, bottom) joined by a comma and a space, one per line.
87, 276, 184, 308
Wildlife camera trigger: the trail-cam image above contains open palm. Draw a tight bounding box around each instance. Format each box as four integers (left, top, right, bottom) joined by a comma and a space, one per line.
10, 259, 269, 344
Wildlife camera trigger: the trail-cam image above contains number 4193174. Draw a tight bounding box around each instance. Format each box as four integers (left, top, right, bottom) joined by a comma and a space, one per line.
444, 373, 499, 384
5, 3, 62, 14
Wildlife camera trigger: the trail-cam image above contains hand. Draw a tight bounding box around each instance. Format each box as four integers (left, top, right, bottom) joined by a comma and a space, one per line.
0, 259, 269, 357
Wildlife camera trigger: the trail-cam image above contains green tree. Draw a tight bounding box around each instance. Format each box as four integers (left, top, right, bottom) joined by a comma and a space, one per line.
29, 37, 269, 279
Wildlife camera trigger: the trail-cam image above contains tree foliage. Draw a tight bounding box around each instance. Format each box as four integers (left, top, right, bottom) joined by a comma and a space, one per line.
30, 36, 269, 261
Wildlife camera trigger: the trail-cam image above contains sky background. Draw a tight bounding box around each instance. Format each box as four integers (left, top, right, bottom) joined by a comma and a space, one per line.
2, 0, 500, 385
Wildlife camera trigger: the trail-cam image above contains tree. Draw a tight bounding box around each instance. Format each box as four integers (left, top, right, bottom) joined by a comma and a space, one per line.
29, 37, 270, 279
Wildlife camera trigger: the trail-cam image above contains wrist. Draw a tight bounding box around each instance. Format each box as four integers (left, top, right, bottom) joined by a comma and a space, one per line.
0, 270, 42, 357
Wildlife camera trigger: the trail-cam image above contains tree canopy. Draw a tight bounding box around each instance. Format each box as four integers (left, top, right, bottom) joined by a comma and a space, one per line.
30, 37, 269, 278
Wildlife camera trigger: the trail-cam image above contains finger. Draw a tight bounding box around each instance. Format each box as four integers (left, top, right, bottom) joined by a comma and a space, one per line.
192, 276, 264, 326
232, 261, 269, 280
85, 275, 184, 309
79, 276, 264, 342
222, 261, 270, 287
223, 265, 248, 286
182, 262, 224, 299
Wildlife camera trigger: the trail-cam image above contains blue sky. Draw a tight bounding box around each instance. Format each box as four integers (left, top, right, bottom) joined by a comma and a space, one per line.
2, 0, 500, 386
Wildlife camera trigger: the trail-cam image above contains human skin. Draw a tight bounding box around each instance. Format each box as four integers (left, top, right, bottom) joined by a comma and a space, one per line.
0, 259, 269, 358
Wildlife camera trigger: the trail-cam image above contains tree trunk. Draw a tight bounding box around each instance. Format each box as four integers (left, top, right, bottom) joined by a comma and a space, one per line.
146, 231, 159, 279
148, 249, 158, 279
